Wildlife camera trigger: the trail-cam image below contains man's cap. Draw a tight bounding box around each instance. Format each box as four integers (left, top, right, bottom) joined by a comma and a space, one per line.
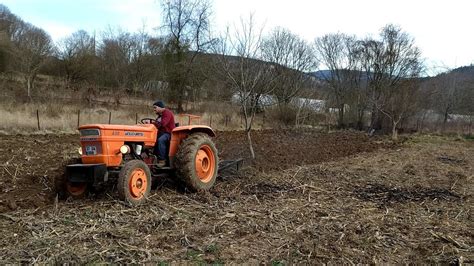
153, 100, 165, 108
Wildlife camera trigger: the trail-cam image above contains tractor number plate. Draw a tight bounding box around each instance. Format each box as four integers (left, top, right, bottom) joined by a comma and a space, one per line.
85, 146, 97, 155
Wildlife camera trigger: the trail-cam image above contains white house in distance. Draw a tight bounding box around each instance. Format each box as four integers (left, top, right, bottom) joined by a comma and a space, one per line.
231, 92, 325, 112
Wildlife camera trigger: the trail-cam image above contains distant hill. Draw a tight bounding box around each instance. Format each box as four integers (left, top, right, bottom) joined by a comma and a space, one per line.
310, 70, 333, 80
450, 65, 474, 75
312, 65, 474, 84
309, 70, 371, 81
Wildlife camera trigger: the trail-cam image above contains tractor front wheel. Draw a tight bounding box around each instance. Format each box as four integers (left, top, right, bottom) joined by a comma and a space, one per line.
118, 160, 151, 206
55, 158, 88, 199
175, 133, 219, 191
66, 181, 88, 197
55, 174, 88, 199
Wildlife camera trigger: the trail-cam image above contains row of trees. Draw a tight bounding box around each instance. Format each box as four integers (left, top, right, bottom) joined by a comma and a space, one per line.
420, 66, 474, 131
1, 1, 472, 147
314, 26, 423, 138
0, 5, 53, 98
0, 3, 199, 106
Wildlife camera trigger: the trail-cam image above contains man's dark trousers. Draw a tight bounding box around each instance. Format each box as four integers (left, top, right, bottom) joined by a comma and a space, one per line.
154, 132, 170, 161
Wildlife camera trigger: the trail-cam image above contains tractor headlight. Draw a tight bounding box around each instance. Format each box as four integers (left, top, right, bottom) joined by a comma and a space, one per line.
120, 145, 131, 154
78, 147, 83, 155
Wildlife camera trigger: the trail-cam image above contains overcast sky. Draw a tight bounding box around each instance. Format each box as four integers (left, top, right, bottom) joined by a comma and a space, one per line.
2, 0, 473, 74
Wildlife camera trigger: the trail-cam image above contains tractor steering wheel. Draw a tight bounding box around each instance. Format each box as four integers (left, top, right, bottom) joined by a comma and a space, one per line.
140, 118, 157, 124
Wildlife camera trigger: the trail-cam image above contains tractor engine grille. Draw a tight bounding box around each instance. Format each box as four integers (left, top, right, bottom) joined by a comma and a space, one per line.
82, 142, 103, 155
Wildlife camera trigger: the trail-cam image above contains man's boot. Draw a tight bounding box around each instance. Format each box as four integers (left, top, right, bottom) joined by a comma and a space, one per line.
157, 160, 166, 168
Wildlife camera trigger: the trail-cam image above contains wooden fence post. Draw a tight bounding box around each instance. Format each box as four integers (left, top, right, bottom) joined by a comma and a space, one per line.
108, 112, 112, 124
36, 109, 41, 130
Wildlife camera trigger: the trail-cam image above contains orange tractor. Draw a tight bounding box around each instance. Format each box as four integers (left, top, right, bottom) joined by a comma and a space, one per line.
55, 115, 220, 205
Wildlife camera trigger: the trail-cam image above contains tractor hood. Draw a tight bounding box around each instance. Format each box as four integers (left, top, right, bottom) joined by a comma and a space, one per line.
79, 124, 156, 132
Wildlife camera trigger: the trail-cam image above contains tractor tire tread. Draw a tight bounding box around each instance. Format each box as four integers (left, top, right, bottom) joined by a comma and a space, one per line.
174, 133, 219, 192
117, 160, 151, 206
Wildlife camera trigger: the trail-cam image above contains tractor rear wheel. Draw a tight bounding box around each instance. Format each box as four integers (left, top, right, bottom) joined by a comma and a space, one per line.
118, 160, 151, 206
175, 133, 219, 191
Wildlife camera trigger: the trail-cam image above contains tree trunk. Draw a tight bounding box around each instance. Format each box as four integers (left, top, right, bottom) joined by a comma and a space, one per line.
295, 105, 302, 128
417, 111, 426, 133
369, 104, 377, 132
469, 116, 473, 136
174, 84, 184, 113
27, 79, 31, 98
26, 74, 34, 100
246, 129, 255, 159
338, 103, 345, 128
357, 107, 364, 131
391, 121, 398, 140
442, 109, 449, 132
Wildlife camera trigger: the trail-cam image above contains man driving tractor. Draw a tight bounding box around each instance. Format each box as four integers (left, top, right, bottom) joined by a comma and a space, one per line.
152, 100, 175, 167
58, 99, 220, 205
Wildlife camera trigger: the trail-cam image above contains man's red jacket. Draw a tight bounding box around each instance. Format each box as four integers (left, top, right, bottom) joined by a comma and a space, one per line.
154, 109, 176, 134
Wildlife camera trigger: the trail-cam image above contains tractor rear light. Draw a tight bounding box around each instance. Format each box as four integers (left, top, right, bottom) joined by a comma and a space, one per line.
120, 145, 131, 154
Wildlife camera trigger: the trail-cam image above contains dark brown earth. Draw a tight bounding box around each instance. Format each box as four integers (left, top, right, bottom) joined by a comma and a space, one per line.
216, 129, 390, 172
0, 130, 472, 264
0, 129, 389, 212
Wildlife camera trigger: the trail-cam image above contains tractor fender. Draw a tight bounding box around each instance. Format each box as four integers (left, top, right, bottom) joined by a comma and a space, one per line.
172, 125, 216, 137
169, 125, 216, 167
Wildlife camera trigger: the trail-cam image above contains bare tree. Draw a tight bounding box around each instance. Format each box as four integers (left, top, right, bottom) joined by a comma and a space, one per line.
129, 25, 153, 93
160, 0, 212, 111
0, 4, 24, 44
261, 27, 317, 124
294, 85, 323, 127
380, 79, 420, 139
460, 82, 474, 135
13, 24, 53, 98
261, 28, 316, 102
0, 4, 14, 72
213, 15, 275, 159
443, 67, 474, 134
0, 8, 29, 77
56, 30, 97, 86
360, 24, 422, 139
427, 69, 468, 132
314, 33, 362, 128
0, 33, 7, 72
99, 27, 137, 89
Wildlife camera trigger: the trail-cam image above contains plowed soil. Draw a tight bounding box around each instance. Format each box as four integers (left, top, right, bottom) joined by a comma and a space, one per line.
0, 130, 472, 264
0, 129, 387, 212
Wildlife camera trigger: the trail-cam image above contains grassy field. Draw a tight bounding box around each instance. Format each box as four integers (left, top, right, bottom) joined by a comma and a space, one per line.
0, 100, 252, 133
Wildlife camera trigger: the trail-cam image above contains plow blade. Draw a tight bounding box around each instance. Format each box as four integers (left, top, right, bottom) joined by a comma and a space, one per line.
218, 158, 244, 173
